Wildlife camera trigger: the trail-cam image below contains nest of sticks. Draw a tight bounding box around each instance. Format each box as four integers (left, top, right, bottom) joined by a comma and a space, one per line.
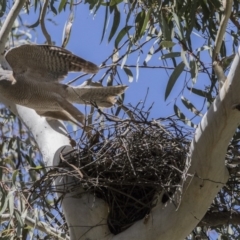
31, 105, 191, 235
56, 106, 191, 234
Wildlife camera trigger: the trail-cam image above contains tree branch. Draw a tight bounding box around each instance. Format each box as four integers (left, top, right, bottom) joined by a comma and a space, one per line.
0, 0, 26, 56
40, 0, 52, 44
213, 0, 233, 60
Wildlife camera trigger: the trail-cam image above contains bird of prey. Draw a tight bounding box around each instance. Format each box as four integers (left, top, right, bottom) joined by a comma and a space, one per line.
0, 44, 127, 128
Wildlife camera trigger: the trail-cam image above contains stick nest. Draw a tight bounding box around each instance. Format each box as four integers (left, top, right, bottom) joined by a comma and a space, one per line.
57, 109, 191, 234
32, 106, 191, 235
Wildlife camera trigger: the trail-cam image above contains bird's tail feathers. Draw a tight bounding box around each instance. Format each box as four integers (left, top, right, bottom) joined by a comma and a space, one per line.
69, 56, 99, 74
67, 85, 128, 108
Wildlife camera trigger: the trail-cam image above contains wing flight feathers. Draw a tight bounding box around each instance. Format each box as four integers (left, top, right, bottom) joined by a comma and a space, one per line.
5, 44, 99, 82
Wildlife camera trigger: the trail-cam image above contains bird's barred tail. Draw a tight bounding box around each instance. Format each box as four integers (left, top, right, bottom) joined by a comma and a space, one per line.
67, 85, 128, 108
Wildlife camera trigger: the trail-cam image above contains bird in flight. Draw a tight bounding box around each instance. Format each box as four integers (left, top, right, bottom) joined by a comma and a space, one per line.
0, 44, 127, 128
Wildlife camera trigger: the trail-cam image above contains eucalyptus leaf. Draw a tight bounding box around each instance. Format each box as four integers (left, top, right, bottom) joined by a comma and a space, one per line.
123, 67, 134, 82
58, 0, 67, 13
174, 104, 196, 128
160, 41, 176, 48
115, 26, 132, 48
108, 6, 120, 42
165, 61, 185, 100
161, 52, 181, 59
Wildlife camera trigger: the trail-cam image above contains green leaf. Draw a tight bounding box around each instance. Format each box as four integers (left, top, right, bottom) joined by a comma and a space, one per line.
9, 191, 14, 215
181, 49, 189, 69
110, 0, 123, 6
0, 0, 6, 17
136, 55, 140, 81
135, 11, 145, 40
181, 96, 203, 117
8, 137, 15, 151
50, 0, 58, 15
140, 9, 151, 37
123, 67, 133, 82
62, 12, 74, 48
222, 54, 235, 70
14, 210, 24, 228
172, 12, 184, 40
26, 19, 40, 28
187, 86, 208, 98
115, 26, 132, 48
196, 45, 211, 53
0, 191, 14, 216
121, 44, 132, 68
134, 9, 151, 41
174, 104, 196, 128
58, 0, 67, 13
126, 0, 137, 25
34, 0, 39, 12
101, 4, 109, 42
158, 11, 172, 41
144, 46, 154, 65
108, 6, 120, 42
29, 166, 43, 170
189, 58, 198, 84
165, 61, 185, 100
161, 52, 181, 59
160, 41, 176, 48
12, 170, 19, 187
85, 0, 99, 11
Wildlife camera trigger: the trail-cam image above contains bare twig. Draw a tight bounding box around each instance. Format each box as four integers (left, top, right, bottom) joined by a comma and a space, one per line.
40, 0, 52, 45
0, 0, 27, 57
213, 0, 233, 60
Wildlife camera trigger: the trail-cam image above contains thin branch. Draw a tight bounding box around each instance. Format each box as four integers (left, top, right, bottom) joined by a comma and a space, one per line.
40, 0, 52, 45
0, 0, 27, 55
213, 0, 233, 60
116, 64, 176, 70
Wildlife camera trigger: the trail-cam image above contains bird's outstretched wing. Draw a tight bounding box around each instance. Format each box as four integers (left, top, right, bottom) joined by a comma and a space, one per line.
5, 44, 99, 82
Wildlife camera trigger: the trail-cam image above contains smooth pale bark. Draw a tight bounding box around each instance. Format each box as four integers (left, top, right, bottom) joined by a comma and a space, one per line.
53, 146, 110, 239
